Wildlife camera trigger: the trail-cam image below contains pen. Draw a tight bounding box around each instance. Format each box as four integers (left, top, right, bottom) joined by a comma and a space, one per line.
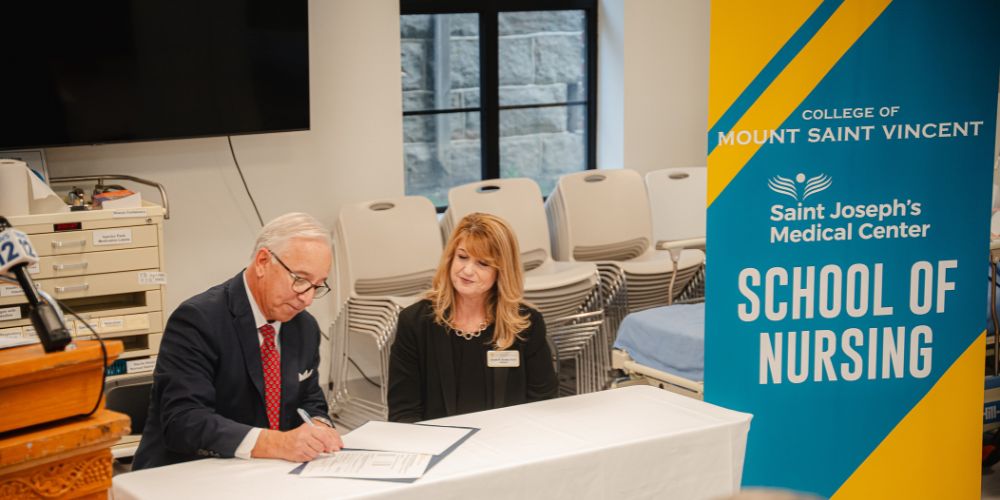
298, 408, 336, 458
297, 408, 316, 427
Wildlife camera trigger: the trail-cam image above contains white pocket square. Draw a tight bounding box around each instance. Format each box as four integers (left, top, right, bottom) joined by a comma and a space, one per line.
298, 369, 313, 382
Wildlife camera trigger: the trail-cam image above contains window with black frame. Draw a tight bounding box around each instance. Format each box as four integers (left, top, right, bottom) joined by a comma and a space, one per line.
400, 1, 597, 209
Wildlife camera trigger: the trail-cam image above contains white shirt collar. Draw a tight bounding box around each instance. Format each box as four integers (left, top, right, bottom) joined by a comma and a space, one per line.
242, 270, 281, 334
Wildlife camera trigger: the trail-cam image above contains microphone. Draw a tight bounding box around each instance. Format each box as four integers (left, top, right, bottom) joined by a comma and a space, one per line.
0, 216, 72, 352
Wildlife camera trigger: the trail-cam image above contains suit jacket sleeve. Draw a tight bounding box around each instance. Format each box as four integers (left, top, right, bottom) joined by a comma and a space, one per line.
156, 303, 253, 458
524, 309, 558, 402
387, 305, 424, 423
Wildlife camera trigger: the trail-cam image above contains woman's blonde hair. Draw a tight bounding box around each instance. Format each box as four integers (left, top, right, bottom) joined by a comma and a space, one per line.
426, 213, 529, 349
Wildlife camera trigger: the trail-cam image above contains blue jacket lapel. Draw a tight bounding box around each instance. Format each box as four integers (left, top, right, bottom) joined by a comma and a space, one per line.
228, 272, 267, 404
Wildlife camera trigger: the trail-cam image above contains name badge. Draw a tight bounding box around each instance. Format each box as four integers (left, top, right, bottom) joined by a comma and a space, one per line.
487, 350, 520, 368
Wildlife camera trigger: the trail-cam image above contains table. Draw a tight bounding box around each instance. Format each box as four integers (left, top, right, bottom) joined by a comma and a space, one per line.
112, 386, 752, 499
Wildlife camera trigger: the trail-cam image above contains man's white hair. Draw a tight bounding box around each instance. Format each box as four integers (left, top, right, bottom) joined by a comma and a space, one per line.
251, 212, 332, 261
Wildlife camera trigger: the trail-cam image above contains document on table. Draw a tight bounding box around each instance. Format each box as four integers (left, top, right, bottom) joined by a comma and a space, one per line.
342, 421, 474, 455
300, 450, 431, 479
297, 421, 477, 480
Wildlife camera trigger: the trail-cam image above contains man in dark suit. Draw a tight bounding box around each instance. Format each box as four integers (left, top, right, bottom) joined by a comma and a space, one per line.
133, 213, 343, 470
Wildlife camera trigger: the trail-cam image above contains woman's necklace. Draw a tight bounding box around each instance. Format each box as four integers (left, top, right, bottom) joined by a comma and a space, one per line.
448, 320, 489, 340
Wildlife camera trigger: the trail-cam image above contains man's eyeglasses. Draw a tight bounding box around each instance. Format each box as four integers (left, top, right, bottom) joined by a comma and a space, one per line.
266, 248, 331, 299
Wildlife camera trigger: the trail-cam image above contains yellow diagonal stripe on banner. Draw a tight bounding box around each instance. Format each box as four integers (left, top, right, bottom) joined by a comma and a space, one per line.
709, 0, 822, 128
832, 333, 985, 499
706, 0, 892, 207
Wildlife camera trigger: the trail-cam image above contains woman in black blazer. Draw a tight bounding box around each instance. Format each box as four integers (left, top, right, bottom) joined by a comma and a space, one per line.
388, 213, 558, 423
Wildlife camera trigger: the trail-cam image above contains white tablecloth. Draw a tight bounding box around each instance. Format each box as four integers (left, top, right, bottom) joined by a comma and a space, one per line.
112, 385, 751, 499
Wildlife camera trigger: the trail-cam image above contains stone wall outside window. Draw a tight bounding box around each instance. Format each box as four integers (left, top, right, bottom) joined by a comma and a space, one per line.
402, 11, 586, 206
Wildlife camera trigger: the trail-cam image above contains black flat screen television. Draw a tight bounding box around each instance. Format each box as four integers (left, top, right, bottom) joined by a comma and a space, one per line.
0, 0, 309, 150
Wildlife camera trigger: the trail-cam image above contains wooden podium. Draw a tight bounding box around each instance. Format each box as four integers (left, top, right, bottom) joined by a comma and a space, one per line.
0, 340, 129, 499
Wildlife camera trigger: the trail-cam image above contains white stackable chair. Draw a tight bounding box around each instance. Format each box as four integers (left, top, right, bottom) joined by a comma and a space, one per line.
441, 178, 607, 394
336, 196, 442, 299
646, 167, 706, 246
443, 179, 547, 269
645, 167, 707, 301
329, 196, 443, 428
545, 168, 705, 315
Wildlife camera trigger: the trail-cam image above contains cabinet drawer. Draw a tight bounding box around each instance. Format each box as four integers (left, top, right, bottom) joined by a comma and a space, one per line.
0, 290, 165, 331
64, 290, 164, 324
28, 247, 160, 279
20, 329, 164, 358
0, 271, 161, 306
30, 225, 159, 256
4, 310, 165, 340
7, 205, 165, 235
118, 333, 163, 360
42, 271, 162, 301
70, 311, 164, 337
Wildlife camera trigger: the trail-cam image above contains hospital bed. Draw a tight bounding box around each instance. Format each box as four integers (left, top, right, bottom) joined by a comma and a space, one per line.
611, 302, 705, 399
610, 238, 706, 400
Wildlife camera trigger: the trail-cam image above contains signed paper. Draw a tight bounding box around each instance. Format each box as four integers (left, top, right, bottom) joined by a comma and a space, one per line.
300, 450, 432, 479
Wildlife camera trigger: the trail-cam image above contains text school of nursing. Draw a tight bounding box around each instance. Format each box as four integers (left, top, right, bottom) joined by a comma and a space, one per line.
736, 260, 958, 385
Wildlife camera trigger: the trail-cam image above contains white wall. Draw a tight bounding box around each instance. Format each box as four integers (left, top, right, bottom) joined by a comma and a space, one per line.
597, 0, 624, 169
598, 0, 710, 175
45, 0, 404, 378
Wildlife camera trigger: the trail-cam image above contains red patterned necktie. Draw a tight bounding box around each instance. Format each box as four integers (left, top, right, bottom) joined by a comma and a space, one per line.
259, 324, 281, 430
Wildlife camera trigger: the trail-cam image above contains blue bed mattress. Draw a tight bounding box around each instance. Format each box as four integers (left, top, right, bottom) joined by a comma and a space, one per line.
613, 303, 705, 382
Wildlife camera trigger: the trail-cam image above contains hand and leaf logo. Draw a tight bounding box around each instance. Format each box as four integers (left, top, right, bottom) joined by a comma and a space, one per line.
768, 173, 832, 201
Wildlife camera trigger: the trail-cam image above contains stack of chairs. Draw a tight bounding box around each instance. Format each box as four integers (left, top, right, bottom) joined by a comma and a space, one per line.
328, 196, 442, 428
645, 167, 707, 302
441, 178, 608, 394
545, 169, 705, 350
546, 310, 606, 395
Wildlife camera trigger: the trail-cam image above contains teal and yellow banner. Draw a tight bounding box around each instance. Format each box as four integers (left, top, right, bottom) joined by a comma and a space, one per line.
705, 1, 1000, 497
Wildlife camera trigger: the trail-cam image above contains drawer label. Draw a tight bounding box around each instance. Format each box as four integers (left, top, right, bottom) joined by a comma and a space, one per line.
0, 306, 21, 321
112, 208, 148, 218
126, 357, 157, 373
76, 319, 99, 335
139, 271, 167, 285
100, 316, 125, 332
0, 282, 40, 296
27, 262, 40, 274
93, 228, 133, 246
0, 327, 22, 338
